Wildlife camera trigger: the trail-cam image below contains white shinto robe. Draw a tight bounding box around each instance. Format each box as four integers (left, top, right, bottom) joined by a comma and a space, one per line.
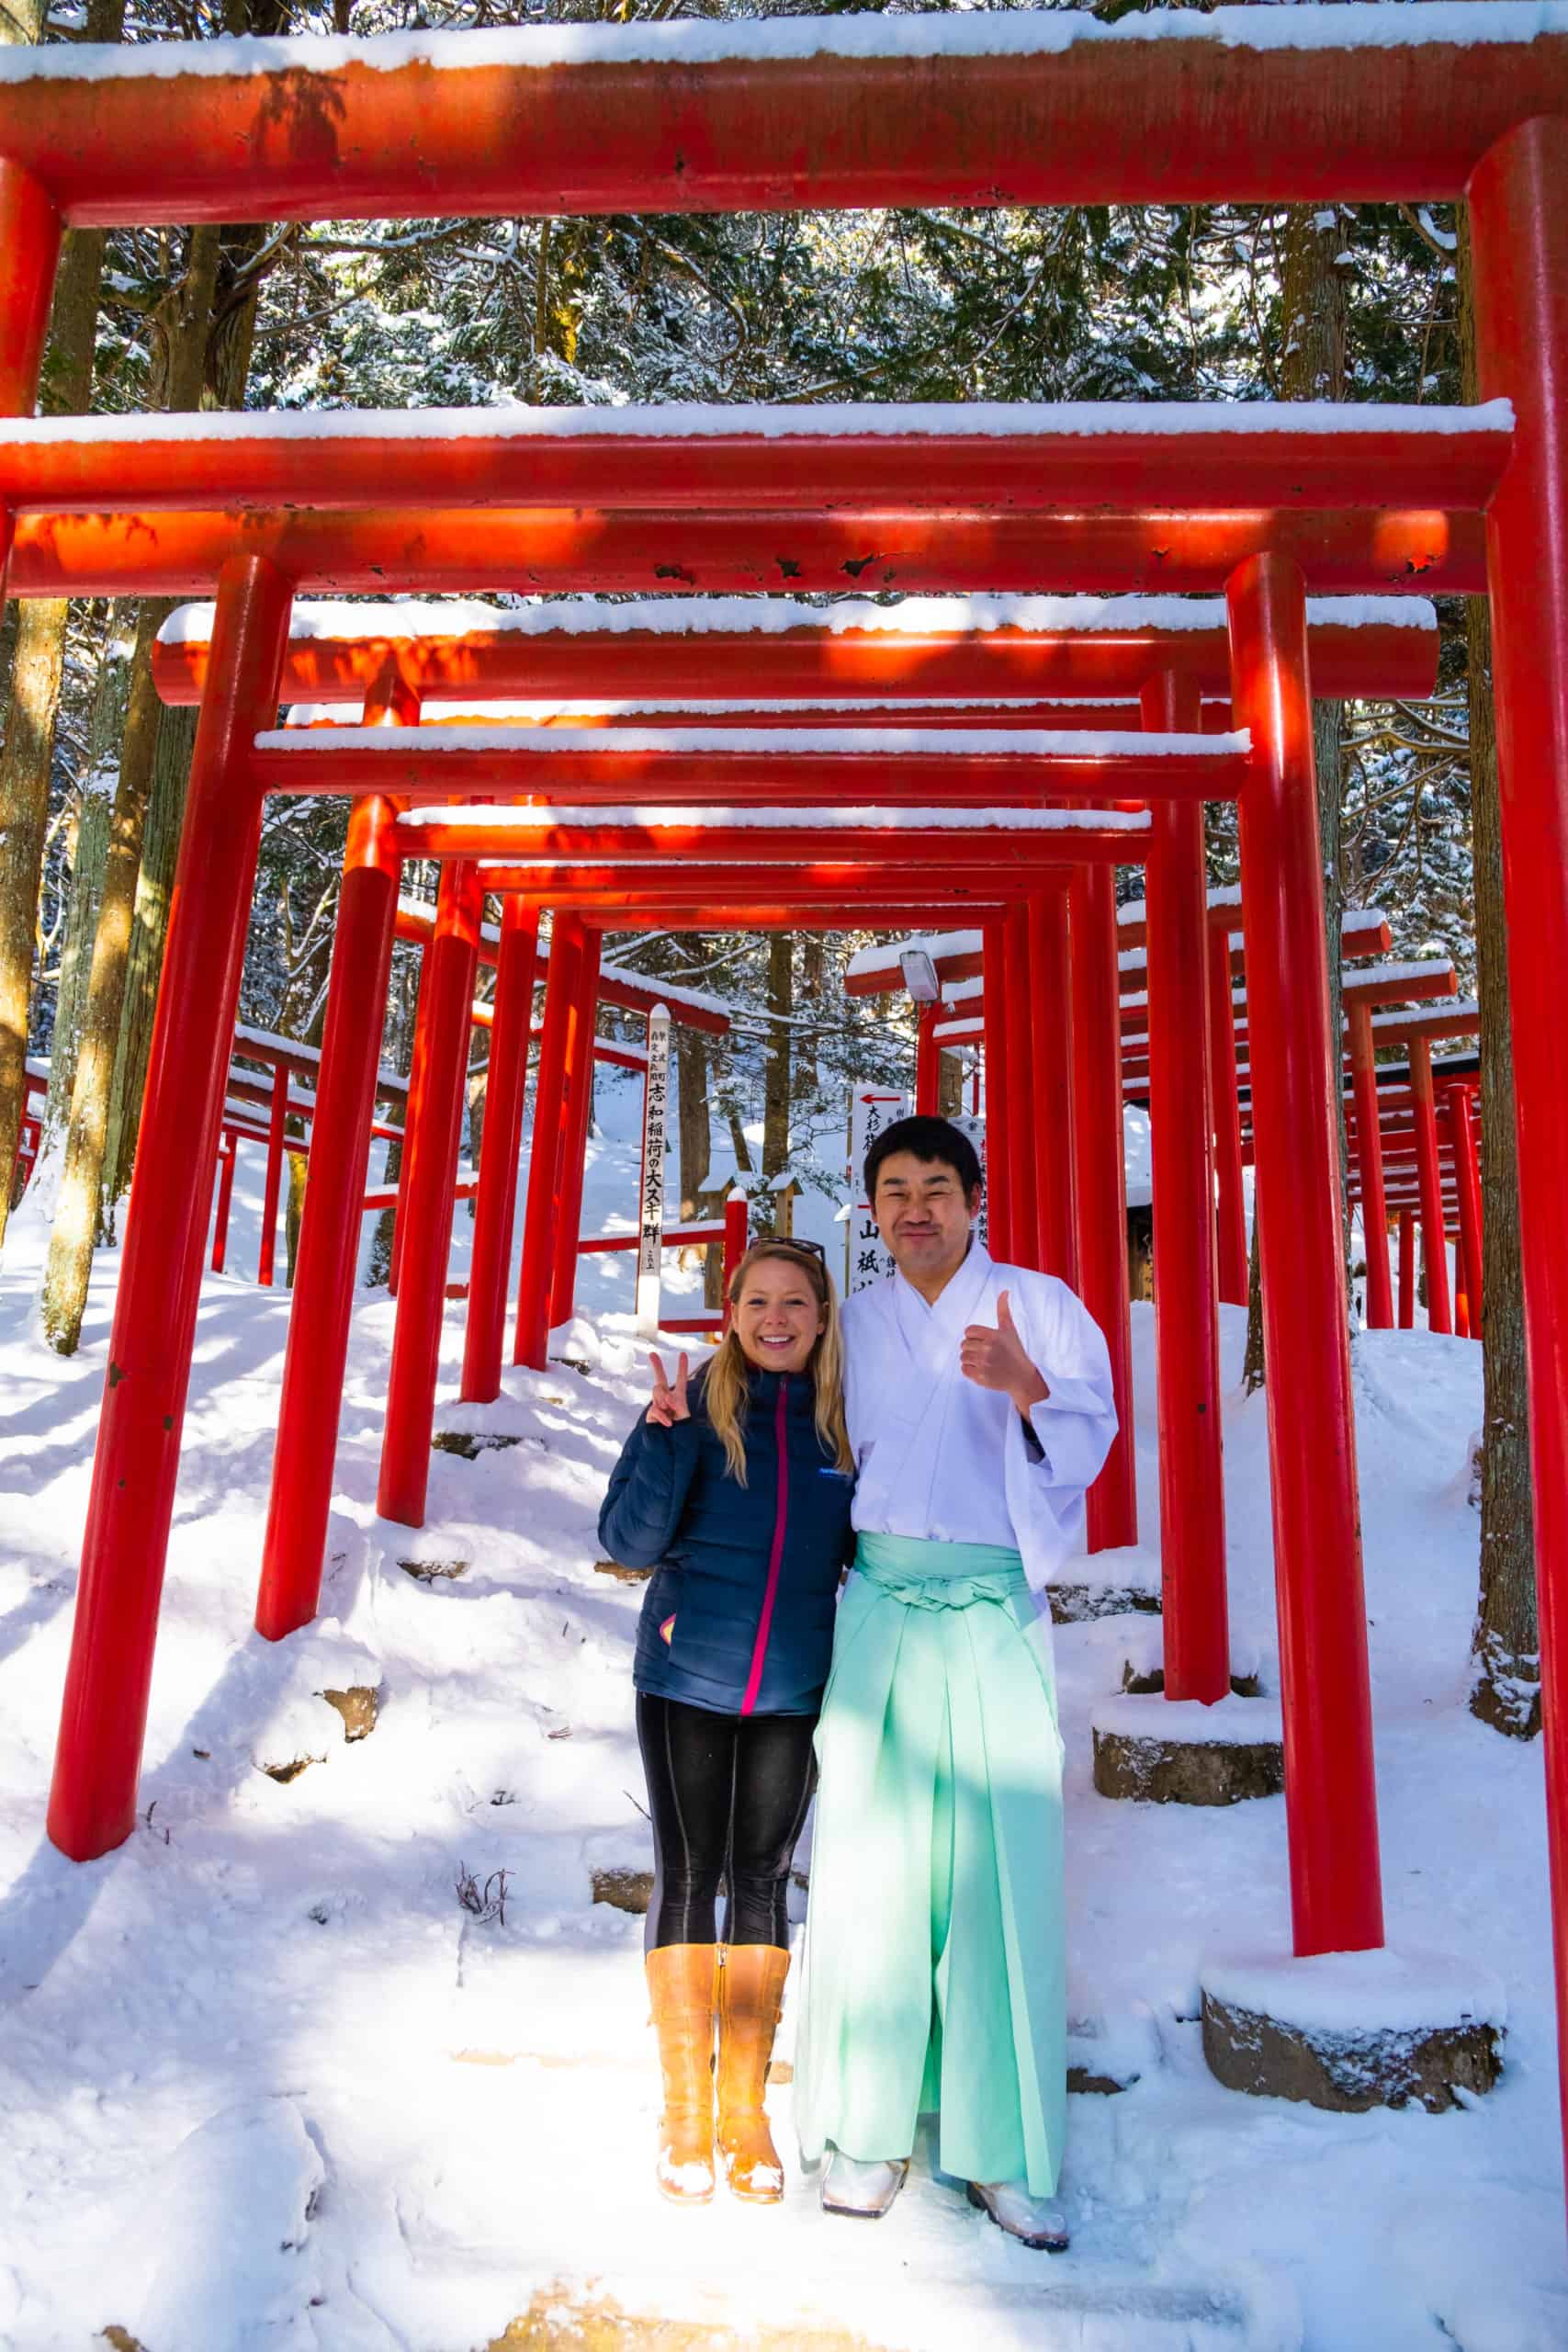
840, 1241, 1118, 1613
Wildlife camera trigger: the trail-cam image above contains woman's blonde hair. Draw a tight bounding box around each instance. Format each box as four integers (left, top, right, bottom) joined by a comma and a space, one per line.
702, 1240, 853, 1486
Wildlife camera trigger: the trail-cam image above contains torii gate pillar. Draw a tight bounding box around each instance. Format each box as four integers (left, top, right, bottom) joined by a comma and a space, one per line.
256, 663, 414, 1639
48, 555, 292, 1860
1228, 549, 1382, 1958
1070, 863, 1136, 1554
1471, 113, 1568, 2176
378, 859, 483, 1526
1144, 670, 1228, 1702
461, 898, 540, 1401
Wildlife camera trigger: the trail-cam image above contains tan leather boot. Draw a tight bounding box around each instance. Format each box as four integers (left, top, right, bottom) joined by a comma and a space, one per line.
646, 1943, 718, 2203
716, 1944, 791, 2203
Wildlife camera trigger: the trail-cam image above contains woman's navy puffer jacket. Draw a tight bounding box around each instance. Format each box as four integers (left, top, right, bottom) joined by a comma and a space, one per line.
599, 1363, 855, 1717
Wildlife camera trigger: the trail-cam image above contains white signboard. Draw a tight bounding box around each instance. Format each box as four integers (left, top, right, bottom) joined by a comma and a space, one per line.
636, 1006, 671, 1338
845, 1093, 988, 1291
847, 1089, 908, 1293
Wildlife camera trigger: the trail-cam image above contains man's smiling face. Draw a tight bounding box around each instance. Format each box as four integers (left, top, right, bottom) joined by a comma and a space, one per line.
872, 1149, 981, 1295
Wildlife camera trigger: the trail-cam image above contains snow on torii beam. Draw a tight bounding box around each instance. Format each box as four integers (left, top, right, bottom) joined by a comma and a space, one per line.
251, 729, 1245, 809
843, 904, 1395, 999
154, 592, 1440, 707
0, 10, 1562, 223
16, 403, 1508, 520
7, 505, 1489, 603
391, 809, 1161, 867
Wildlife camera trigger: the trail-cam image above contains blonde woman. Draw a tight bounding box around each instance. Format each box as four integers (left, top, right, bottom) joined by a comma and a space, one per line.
599, 1238, 855, 2207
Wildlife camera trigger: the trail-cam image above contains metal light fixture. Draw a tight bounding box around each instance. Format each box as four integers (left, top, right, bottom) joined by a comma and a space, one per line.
898, 946, 941, 1004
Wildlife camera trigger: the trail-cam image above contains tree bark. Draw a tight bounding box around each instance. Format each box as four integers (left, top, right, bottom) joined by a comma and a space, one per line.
40, 227, 225, 1351
0, 0, 122, 1247
1242, 202, 1350, 1385
1457, 211, 1539, 1737
101, 701, 197, 1224
794, 933, 824, 1100
100, 192, 278, 1222
761, 933, 793, 1180
671, 926, 715, 1213
32, 625, 132, 1193
0, 599, 73, 1242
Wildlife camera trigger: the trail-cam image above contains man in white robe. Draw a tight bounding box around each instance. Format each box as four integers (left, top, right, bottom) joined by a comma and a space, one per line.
794, 1114, 1117, 2250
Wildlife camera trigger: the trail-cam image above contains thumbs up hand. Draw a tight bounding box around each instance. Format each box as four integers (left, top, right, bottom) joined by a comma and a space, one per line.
961, 1288, 1050, 1415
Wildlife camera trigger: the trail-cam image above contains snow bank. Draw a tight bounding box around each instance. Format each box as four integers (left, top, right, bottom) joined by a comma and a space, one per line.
3, 8, 1561, 88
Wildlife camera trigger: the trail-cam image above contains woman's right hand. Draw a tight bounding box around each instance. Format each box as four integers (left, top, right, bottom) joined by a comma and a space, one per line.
646, 1351, 692, 1428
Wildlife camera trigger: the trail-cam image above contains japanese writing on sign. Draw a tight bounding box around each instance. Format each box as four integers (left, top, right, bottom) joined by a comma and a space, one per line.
847, 1089, 908, 1293
637, 1006, 672, 1338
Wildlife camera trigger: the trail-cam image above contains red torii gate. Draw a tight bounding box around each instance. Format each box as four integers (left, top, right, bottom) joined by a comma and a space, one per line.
5, 8, 1567, 2196
1226, 999, 1483, 1336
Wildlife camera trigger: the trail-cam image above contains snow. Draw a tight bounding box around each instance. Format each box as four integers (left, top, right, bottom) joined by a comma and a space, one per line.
34, 398, 1511, 448
1117, 888, 1386, 940
845, 928, 985, 985
260, 722, 1235, 764
0, 1087, 1563, 2348
165, 590, 1438, 648
402, 802, 1166, 834
1345, 958, 1456, 992
233, 1021, 407, 1097
1201, 1947, 1507, 2040
3, 7, 1562, 87
1371, 999, 1480, 1035
1092, 1693, 1284, 1747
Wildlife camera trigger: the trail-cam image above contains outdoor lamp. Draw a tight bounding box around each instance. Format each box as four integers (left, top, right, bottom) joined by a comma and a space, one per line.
899, 948, 941, 1004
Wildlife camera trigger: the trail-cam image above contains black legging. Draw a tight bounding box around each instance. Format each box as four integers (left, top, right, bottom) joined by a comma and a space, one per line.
636, 1692, 818, 1951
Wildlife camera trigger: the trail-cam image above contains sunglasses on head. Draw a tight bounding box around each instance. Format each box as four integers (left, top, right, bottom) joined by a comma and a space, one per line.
765, 1236, 827, 1267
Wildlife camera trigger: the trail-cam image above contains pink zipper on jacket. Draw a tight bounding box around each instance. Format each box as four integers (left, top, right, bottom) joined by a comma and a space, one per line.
739, 1378, 790, 1717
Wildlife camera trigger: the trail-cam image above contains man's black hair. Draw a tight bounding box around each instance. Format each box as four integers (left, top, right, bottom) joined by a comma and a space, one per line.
864, 1114, 983, 1204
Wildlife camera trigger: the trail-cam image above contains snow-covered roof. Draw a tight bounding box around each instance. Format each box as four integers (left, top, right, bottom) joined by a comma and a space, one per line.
259, 723, 1240, 762
3, 10, 1561, 90
169, 590, 1437, 648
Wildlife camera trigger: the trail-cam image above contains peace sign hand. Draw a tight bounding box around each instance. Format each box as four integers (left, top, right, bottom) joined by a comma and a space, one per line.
960, 1289, 1050, 1415
647, 1350, 692, 1428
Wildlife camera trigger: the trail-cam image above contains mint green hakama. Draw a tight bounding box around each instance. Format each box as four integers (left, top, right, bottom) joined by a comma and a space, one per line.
794, 1531, 1068, 2197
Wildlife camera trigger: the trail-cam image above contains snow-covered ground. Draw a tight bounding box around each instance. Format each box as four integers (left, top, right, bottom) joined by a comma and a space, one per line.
0, 1075, 1562, 2351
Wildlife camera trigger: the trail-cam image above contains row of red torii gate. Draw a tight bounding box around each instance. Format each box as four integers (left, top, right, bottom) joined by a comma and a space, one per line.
6, 6, 1568, 2208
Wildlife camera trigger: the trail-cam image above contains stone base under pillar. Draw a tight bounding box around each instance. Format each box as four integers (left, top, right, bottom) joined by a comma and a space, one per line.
1200, 1947, 1506, 2113
1090, 1692, 1284, 1804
